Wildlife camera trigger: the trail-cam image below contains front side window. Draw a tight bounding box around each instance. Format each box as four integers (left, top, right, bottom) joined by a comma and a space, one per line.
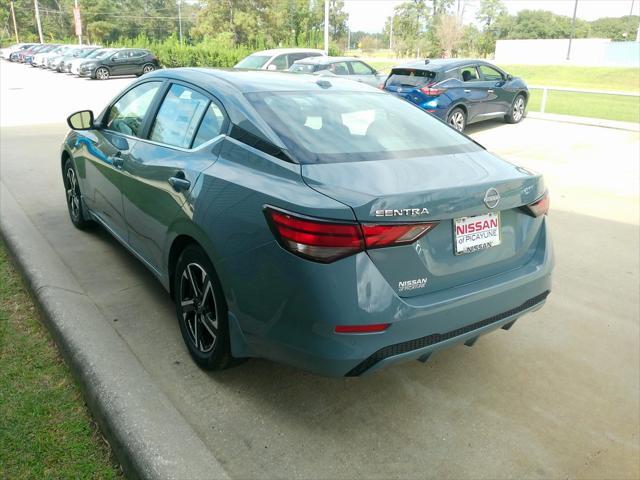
106, 81, 161, 137
270, 54, 288, 70
150, 84, 210, 148
235, 55, 270, 69
479, 65, 503, 81
246, 91, 479, 164
350, 61, 374, 75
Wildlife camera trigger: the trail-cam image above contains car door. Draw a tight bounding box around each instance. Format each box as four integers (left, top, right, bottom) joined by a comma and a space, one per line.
127, 50, 146, 75
347, 60, 379, 86
109, 50, 131, 76
478, 64, 511, 116
121, 82, 229, 271
82, 80, 163, 240
457, 65, 488, 122
266, 53, 288, 71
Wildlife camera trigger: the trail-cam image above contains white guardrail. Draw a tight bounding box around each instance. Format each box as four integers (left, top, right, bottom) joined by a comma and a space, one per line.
528, 85, 640, 113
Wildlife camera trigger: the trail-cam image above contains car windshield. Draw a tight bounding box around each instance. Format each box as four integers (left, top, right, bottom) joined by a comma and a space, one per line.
386, 69, 437, 88
235, 55, 271, 69
289, 63, 319, 73
246, 91, 479, 164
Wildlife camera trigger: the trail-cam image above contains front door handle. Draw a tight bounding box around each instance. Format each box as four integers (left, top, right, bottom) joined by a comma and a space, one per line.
168, 175, 191, 192
487, 89, 494, 93
464, 89, 471, 93
110, 152, 124, 168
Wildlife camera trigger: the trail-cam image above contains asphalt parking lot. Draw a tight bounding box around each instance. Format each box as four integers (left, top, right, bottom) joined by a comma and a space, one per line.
1, 60, 639, 479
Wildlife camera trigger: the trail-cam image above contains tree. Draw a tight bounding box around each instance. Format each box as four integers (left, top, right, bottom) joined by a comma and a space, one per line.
476, 0, 506, 29
434, 14, 464, 57
590, 15, 640, 41
383, 0, 431, 57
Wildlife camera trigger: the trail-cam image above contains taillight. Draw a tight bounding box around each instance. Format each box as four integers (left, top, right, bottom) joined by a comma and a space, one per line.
265, 207, 437, 263
335, 323, 390, 333
420, 85, 446, 96
523, 191, 550, 217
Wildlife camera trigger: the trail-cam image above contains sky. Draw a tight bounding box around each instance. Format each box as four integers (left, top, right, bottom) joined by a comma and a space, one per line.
343, 0, 640, 33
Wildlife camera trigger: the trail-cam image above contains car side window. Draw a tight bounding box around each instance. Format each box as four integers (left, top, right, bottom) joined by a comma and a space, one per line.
479, 65, 503, 81
460, 66, 480, 82
287, 53, 311, 65
192, 102, 227, 148
350, 61, 374, 75
270, 54, 288, 70
149, 84, 210, 148
106, 81, 162, 137
328, 62, 349, 75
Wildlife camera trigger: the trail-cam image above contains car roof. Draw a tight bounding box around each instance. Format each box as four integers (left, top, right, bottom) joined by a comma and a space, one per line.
393, 58, 497, 72
293, 56, 365, 65
248, 48, 324, 56
147, 67, 377, 94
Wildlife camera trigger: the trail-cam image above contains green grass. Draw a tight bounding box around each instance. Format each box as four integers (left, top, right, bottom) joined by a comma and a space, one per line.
527, 88, 640, 123
498, 64, 640, 93
0, 243, 121, 479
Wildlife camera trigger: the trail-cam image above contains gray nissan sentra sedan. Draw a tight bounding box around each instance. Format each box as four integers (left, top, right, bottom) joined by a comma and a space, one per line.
60, 68, 553, 376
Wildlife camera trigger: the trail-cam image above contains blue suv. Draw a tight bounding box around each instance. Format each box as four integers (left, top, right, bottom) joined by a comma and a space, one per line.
383, 59, 529, 131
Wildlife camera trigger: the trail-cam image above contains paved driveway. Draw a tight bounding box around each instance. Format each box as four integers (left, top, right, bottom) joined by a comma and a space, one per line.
1, 60, 639, 479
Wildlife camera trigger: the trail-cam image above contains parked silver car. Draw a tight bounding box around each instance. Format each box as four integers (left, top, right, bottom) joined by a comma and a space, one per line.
234, 48, 323, 71
289, 56, 387, 87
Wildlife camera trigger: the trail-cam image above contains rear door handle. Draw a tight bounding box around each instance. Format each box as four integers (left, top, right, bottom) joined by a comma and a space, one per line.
168, 175, 191, 192
487, 89, 494, 93
464, 89, 471, 93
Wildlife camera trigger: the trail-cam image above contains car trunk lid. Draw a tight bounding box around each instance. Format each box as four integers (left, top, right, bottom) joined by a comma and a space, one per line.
302, 150, 546, 297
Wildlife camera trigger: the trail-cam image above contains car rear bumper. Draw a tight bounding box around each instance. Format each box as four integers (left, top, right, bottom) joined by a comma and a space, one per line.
224, 217, 554, 377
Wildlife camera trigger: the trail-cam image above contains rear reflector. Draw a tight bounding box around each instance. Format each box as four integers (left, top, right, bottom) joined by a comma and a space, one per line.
335, 323, 390, 333
523, 191, 550, 217
265, 207, 437, 263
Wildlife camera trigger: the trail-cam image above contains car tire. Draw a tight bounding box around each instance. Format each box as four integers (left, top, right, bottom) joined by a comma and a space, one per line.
447, 107, 467, 132
173, 244, 238, 371
505, 94, 526, 124
142, 63, 156, 75
95, 67, 110, 80
63, 158, 93, 230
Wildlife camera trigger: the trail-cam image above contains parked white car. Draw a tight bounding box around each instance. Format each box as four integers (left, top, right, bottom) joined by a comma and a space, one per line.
234, 48, 323, 71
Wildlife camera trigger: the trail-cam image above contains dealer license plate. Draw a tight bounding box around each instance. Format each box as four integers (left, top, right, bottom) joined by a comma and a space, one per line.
454, 212, 501, 255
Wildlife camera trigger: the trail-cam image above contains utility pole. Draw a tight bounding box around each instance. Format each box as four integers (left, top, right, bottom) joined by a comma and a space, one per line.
389, 14, 393, 51
566, 0, 578, 61
34, 0, 44, 43
73, 0, 82, 45
10, 1, 19, 43
178, 0, 183, 44
323, 0, 329, 55
347, 26, 350, 50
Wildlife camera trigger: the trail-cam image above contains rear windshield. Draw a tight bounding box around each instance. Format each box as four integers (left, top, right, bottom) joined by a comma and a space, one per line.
235, 55, 271, 69
386, 69, 437, 88
289, 63, 320, 73
245, 91, 479, 164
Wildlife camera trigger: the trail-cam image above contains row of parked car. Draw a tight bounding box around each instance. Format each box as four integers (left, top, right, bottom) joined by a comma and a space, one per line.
1, 43, 528, 132
233, 48, 530, 131
1, 43, 160, 80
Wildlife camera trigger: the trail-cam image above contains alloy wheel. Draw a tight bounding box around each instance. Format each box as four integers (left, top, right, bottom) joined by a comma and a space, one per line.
512, 97, 525, 122
179, 262, 219, 353
65, 167, 80, 221
96, 67, 109, 80
449, 111, 465, 132
143, 65, 155, 74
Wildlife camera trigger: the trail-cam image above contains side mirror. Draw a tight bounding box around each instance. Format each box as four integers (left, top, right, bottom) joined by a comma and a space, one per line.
266, 64, 277, 71
67, 110, 94, 130
506, 74, 513, 81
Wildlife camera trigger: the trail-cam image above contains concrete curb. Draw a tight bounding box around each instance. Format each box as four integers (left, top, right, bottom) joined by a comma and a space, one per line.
527, 111, 639, 132
0, 183, 229, 480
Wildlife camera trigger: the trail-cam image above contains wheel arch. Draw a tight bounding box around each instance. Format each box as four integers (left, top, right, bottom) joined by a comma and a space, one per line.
168, 234, 201, 300
447, 102, 468, 118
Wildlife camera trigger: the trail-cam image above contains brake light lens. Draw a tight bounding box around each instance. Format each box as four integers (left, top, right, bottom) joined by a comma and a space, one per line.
265, 208, 437, 263
523, 191, 550, 217
420, 85, 446, 96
